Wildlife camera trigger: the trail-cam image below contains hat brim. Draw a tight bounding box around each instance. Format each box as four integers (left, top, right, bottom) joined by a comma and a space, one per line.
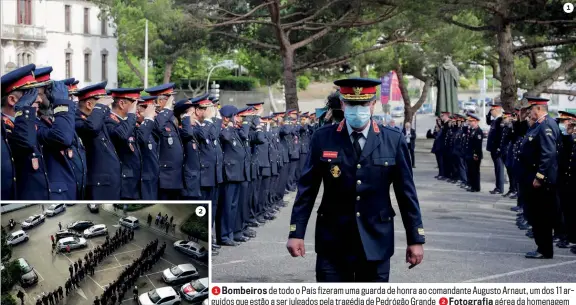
19, 80, 53, 90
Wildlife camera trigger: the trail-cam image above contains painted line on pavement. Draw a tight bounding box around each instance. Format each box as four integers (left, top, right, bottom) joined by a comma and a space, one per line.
463, 260, 576, 282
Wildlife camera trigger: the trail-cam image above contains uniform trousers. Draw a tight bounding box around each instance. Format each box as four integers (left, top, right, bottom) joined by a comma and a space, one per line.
249, 178, 259, 219
504, 161, 517, 193
558, 185, 576, 243
408, 147, 415, 167
201, 186, 217, 228
158, 189, 180, 200
258, 175, 271, 215
435, 152, 444, 177
456, 156, 467, 183
525, 186, 556, 257
278, 163, 290, 196
234, 181, 250, 238
297, 153, 307, 180
269, 174, 280, 203
316, 254, 391, 282
218, 182, 241, 243
288, 160, 299, 190
490, 152, 505, 191
466, 159, 481, 191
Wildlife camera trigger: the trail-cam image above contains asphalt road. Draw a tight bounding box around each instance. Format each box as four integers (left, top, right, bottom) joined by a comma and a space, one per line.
211, 142, 576, 283
2, 204, 208, 305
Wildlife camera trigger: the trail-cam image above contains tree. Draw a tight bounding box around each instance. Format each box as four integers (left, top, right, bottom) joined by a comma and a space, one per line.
427, 0, 576, 110
1, 228, 12, 263
184, 0, 412, 110
97, 0, 208, 85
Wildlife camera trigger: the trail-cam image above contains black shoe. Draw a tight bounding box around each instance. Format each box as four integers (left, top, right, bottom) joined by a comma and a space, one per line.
212, 243, 221, 249
256, 217, 267, 224
525, 251, 552, 259
243, 230, 256, 238
509, 193, 518, 199
526, 230, 534, 238
518, 224, 530, 230
556, 240, 576, 249
220, 240, 239, 247
264, 214, 276, 220
247, 221, 260, 227
212, 249, 219, 255
489, 189, 503, 194
502, 191, 512, 197
510, 206, 521, 212
234, 236, 249, 243
516, 212, 523, 217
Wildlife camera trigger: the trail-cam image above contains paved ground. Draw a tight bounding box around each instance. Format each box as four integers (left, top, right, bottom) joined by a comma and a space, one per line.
212, 141, 576, 283
2, 204, 208, 305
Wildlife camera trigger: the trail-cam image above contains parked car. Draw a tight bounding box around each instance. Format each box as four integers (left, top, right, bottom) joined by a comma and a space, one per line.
119, 216, 140, 229
202, 299, 208, 305
65, 203, 76, 206
55, 230, 82, 241
87, 204, 99, 213
173, 240, 207, 259
162, 264, 198, 284
67, 220, 95, 231
17, 258, 38, 287
462, 102, 476, 112
417, 104, 433, 114
57, 236, 87, 252
391, 106, 404, 118
44, 204, 66, 216
139, 287, 181, 305
21, 214, 46, 229
83, 224, 108, 238
180, 277, 209, 302
6, 230, 29, 245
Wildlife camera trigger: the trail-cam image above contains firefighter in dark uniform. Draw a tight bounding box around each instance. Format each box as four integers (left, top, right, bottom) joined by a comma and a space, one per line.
464, 114, 483, 192
486, 101, 505, 194
518, 97, 560, 259
452, 114, 467, 185
216, 105, 245, 246
298, 112, 311, 178
33, 67, 77, 200
63, 78, 87, 199
500, 111, 517, 197
286, 109, 301, 191
173, 98, 202, 200
137, 96, 168, 200
105, 88, 145, 199
555, 111, 576, 249
1, 64, 51, 200
512, 103, 531, 221
261, 115, 279, 217
144, 83, 183, 200
269, 113, 284, 205
74, 81, 122, 200
287, 78, 425, 282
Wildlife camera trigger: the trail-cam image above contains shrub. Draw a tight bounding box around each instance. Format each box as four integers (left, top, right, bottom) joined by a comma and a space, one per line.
459, 77, 472, 89
1, 260, 24, 293
181, 205, 209, 242
297, 75, 310, 91
112, 204, 152, 211
1, 294, 17, 305
177, 77, 259, 91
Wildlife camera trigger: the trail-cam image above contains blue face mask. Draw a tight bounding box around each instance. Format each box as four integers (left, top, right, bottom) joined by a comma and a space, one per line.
559, 124, 568, 135
344, 105, 371, 128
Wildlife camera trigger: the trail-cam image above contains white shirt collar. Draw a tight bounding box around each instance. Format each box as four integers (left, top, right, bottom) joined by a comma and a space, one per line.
111, 111, 125, 120
346, 120, 370, 138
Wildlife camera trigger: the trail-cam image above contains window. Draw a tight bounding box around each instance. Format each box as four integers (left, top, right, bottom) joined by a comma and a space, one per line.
65, 53, 72, 78
84, 8, 90, 34
101, 53, 108, 80
84, 53, 91, 81
17, 52, 33, 67
101, 14, 107, 36
65, 5, 71, 32
17, 0, 32, 25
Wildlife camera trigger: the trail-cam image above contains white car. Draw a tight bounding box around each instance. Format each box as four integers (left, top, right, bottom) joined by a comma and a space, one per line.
21, 214, 45, 229
202, 299, 208, 305
173, 240, 207, 259
462, 102, 476, 112
6, 230, 29, 245
57, 236, 87, 252
119, 216, 140, 229
180, 277, 209, 302
83, 224, 108, 238
162, 264, 198, 284
391, 106, 404, 118
44, 203, 66, 216
139, 287, 181, 305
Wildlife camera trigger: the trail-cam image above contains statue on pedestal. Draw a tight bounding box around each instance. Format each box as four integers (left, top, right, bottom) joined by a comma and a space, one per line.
435, 55, 460, 115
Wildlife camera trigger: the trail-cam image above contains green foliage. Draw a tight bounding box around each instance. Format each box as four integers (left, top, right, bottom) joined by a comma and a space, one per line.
459, 77, 472, 90
181, 207, 208, 242
515, 56, 552, 89
1, 228, 12, 263
1, 294, 17, 305
1, 260, 23, 293
297, 76, 310, 91
237, 49, 283, 86
177, 77, 258, 91
112, 204, 152, 211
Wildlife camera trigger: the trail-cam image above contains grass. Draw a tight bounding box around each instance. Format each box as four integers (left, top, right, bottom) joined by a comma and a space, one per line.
180, 205, 209, 242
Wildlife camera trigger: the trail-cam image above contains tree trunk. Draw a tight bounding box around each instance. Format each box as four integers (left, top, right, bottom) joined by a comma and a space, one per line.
395, 63, 414, 123
359, 65, 368, 78
282, 48, 299, 111
409, 77, 434, 118
525, 56, 576, 97
496, 19, 516, 111
163, 60, 174, 84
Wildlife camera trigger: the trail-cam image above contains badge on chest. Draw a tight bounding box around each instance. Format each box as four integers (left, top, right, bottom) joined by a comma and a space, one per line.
330, 165, 341, 178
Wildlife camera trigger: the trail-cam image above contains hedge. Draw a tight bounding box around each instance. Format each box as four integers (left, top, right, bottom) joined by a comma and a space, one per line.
1, 294, 17, 305
1, 260, 23, 294
181, 205, 209, 242
112, 204, 152, 212
177, 77, 259, 91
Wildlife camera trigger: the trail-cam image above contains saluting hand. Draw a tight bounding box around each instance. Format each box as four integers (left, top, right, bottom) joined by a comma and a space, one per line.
144, 104, 156, 119
406, 244, 424, 268
128, 99, 138, 114
532, 179, 541, 188
165, 95, 174, 110
286, 238, 306, 257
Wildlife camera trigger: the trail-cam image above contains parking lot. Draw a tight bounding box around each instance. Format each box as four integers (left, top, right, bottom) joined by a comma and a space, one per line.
1, 204, 208, 305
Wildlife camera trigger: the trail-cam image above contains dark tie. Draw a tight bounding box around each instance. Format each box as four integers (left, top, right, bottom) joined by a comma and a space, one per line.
352, 132, 363, 159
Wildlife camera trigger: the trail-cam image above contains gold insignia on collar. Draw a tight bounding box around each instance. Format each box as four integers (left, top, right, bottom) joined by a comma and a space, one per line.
418, 228, 425, 235
353, 87, 363, 96
330, 165, 341, 178
290, 224, 296, 232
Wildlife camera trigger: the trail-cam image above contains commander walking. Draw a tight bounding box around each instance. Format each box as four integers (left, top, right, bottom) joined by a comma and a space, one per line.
286, 78, 425, 282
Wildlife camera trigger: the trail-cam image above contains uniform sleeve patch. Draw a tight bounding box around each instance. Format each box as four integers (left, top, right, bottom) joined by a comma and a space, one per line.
418, 228, 425, 235
322, 151, 338, 158
290, 224, 296, 232
54, 105, 69, 114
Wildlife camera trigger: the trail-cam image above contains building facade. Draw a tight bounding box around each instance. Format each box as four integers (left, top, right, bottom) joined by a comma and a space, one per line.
1, 0, 118, 88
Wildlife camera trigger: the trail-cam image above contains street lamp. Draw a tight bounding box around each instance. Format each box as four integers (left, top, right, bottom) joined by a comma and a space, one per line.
144, 0, 155, 88
210, 82, 220, 99
206, 63, 227, 93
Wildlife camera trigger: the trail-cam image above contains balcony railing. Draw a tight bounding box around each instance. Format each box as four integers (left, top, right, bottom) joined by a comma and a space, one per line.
1, 24, 47, 42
